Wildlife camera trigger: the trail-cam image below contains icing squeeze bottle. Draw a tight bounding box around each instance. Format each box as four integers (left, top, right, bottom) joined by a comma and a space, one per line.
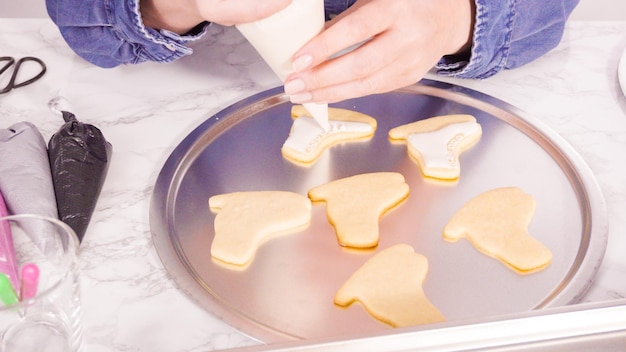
20, 263, 40, 301
236, 0, 330, 130
0, 191, 19, 292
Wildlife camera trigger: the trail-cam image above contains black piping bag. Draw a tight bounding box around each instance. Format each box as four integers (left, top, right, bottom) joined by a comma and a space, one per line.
0, 122, 59, 252
48, 111, 112, 242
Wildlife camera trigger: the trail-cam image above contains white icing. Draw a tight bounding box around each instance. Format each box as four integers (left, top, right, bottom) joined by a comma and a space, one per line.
406, 121, 480, 171
283, 116, 373, 154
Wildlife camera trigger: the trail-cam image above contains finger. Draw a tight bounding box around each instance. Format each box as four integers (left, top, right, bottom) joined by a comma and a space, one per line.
291, 60, 429, 104
288, 32, 400, 93
292, 1, 394, 69
203, 0, 292, 25
290, 41, 440, 104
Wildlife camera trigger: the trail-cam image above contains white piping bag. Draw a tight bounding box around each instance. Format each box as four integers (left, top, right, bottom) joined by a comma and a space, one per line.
0, 122, 59, 252
236, 0, 329, 130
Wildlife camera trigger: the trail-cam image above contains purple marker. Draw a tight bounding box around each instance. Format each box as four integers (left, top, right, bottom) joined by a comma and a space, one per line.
20, 263, 39, 301
0, 191, 19, 291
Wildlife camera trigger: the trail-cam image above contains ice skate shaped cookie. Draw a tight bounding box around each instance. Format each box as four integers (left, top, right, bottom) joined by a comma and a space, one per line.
334, 244, 446, 327
282, 105, 377, 165
308, 172, 409, 248
388, 114, 481, 180
443, 187, 552, 274
209, 191, 312, 266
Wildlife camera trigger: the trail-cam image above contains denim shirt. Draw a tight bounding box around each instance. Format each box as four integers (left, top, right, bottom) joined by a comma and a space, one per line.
46, 0, 579, 78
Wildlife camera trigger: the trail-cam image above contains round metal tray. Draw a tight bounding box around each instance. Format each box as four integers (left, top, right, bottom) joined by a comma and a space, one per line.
150, 80, 608, 343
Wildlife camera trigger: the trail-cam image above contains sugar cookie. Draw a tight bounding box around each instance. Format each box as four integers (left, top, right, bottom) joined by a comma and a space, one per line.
443, 187, 552, 274
209, 191, 312, 266
388, 114, 481, 179
308, 172, 409, 248
334, 244, 446, 327
282, 105, 377, 165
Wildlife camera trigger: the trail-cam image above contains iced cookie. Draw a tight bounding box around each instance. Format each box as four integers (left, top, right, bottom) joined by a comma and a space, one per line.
308, 172, 409, 248
209, 191, 312, 266
334, 244, 446, 327
443, 187, 552, 274
282, 105, 377, 165
388, 114, 481, 180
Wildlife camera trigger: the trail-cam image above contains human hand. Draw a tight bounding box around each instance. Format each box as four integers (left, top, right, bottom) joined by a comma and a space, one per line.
284, 0, 475, 104
141, 0, 292, 34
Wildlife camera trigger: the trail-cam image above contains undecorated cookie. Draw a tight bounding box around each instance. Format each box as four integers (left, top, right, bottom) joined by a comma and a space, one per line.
334, 243, 446, 327
209, 191, 312, 266
443, 187, 552, 274
282, 105, 377, 165
308, 172, 409, 248
388, 114, 481, 180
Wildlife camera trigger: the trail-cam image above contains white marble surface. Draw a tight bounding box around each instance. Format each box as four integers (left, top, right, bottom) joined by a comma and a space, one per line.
0, 19, 625, 351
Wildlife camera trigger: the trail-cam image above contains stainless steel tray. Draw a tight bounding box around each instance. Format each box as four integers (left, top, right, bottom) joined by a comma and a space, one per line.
150, 79, 607, 343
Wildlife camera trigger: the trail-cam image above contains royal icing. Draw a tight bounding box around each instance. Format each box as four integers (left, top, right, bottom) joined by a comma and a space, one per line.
282, 116, 374, 155
406, 121, 480, 172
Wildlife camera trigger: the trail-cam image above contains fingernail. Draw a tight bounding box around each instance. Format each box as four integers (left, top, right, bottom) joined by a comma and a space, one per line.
284, 79, 306, 95
292, 54, 313, 72
289, 92, 312, 104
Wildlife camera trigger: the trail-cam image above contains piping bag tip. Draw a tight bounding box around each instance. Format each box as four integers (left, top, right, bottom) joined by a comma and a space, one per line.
61, 111, 77, 123
302, 102, 329, 130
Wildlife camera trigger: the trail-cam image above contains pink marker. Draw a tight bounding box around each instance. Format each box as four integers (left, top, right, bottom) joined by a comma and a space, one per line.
20, 263, 40, 301
0, 191, 19, 291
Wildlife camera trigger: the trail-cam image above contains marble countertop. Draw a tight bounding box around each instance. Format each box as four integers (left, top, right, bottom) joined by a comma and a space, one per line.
1, 19, 625, 351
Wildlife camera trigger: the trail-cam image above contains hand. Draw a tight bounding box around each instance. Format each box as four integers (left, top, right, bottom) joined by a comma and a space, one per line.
141, 0, 292, 34
284, 0, 475, 104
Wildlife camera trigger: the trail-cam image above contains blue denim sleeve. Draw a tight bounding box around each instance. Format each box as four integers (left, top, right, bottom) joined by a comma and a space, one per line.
47, 0, 356, 68
437, 0, 580, 78
324, 0, 356, 20
46, 0, 208, 68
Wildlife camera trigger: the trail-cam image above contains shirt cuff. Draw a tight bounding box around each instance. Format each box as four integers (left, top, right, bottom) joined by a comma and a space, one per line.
435, 0, 514, 79
48, 0, 210, 68
127, 0, 210, 61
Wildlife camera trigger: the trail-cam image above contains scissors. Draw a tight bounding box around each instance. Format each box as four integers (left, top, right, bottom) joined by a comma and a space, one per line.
0, 56, 47, 94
